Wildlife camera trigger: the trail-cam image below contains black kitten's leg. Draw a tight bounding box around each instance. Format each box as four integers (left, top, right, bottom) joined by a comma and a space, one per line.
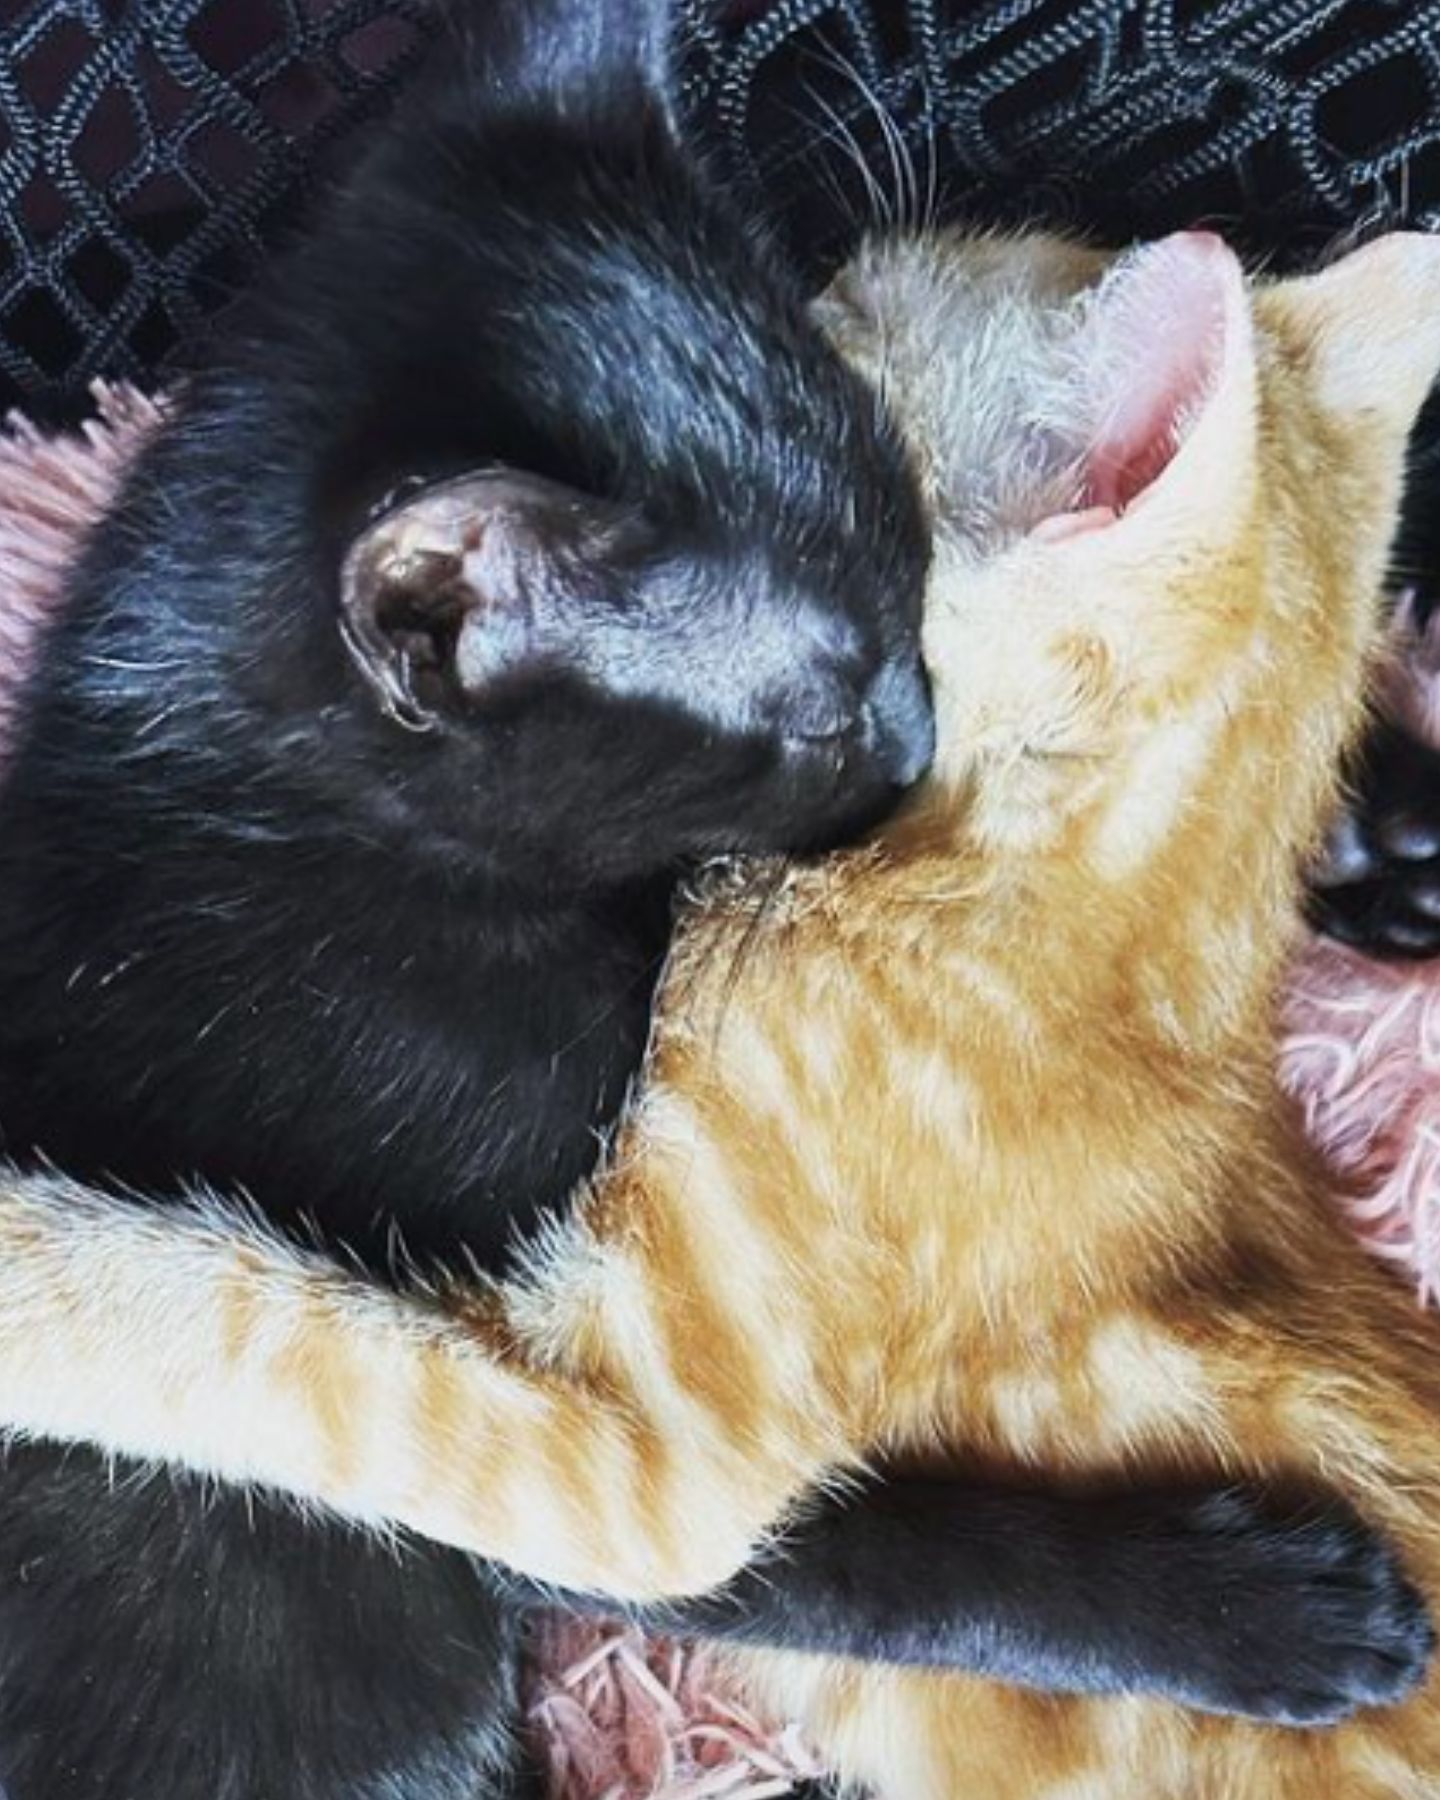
0, 1457, 1423, 1800
1308, 718, 1440, 957
0, 1441, 528, 1800
640, 1480, 1432, 1727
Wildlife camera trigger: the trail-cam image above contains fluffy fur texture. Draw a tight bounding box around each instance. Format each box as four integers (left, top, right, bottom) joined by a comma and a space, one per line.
5, 5, 1398, 1792
0, 0, 949, 1787
9, 384, 1437, 1797
6, 229, 1440, 1800
0, 385, 1412, 1782
0, 383, 163, 765
7, 378, 1440, 1800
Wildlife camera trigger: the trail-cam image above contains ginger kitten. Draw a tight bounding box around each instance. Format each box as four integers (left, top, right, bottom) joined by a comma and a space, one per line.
0, 228, 1439, 1796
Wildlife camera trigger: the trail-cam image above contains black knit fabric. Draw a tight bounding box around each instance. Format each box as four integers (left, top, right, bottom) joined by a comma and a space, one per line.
0, 0, 432, 407
681, 1, 1440, 271
3, 0, 1440, 408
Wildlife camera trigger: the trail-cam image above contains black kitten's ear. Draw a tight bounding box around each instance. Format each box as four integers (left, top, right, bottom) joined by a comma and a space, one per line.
340, 471, 634, 731
452, 0, 677, 129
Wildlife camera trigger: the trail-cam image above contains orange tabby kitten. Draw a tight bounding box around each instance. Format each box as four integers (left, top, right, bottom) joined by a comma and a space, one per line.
1, 228, 1439, 1796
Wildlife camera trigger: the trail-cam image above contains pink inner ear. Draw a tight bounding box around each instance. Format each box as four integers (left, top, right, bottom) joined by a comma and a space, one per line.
1079, 231, 1235, 514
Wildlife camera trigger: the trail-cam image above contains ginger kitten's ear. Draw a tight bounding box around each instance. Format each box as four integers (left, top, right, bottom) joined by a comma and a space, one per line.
1037, 231, 1440, 567
1027, 232, 1256, 566
1080, 232, 1252, 517
1259, 234, 1440, 441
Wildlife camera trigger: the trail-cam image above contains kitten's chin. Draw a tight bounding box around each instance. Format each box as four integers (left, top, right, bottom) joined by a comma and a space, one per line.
782, 780, 916, 859
862, 659, 936, 790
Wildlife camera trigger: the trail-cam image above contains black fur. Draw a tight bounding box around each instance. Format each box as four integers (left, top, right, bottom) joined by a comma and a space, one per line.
1309, 717, 1440, 957
0, 4, 1426, 1794
679, 1482, 1432, 1727
1308, 392, 1440, 959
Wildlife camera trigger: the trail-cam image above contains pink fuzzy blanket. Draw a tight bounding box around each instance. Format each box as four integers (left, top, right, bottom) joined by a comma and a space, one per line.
4, 388, 1440, 1799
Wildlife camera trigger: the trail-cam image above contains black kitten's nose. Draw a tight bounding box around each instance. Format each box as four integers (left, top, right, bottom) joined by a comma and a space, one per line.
863, 658, 935, 789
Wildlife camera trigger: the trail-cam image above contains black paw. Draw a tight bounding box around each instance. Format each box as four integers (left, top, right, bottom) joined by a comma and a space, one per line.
1151, 1491, 1433, 1728
1307, 721, 1440, 959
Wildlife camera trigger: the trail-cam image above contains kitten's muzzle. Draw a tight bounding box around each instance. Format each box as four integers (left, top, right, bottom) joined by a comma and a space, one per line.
863, 657, 935, 790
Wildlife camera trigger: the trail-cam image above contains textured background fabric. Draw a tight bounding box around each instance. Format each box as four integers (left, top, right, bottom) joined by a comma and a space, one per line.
0, 0, 432, 407
3, 0, 1440, 410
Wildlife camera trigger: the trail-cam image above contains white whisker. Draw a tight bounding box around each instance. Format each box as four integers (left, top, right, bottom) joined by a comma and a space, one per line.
811, 39, 918, 231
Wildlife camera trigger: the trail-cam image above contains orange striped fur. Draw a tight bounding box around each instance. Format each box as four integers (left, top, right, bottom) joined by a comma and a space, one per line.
2, 228, 1440, 1795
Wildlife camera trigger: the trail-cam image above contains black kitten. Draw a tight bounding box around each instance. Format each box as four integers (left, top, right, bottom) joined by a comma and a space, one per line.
0, 3, 1424, 1796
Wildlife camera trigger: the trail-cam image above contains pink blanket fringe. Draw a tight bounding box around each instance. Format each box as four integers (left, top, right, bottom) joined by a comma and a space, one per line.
525, 1620, 823, 1800
1278, 596, 1440, 1307
0, 382, 164, 764
6, 387, 1440, 1798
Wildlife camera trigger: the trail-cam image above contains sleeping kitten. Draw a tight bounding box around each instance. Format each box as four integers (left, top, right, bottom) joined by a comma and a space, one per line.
1, 221, 1438, 1799
0, 0, 929, 1793
0, 2, 1397, 1795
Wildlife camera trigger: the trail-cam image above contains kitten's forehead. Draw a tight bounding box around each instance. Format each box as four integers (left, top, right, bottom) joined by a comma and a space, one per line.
817, 234, 1107, 557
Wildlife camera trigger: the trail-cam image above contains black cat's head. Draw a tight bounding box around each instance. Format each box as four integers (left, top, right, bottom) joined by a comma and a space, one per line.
203, 0, 933, 899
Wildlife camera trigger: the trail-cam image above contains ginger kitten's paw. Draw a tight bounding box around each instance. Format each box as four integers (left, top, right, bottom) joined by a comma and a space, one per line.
1150, 1491, 1433, 1727
1308, 721, 1440, 959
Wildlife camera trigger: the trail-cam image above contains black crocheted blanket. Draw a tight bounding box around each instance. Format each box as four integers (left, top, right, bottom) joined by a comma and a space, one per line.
2, 0, 1439, 408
